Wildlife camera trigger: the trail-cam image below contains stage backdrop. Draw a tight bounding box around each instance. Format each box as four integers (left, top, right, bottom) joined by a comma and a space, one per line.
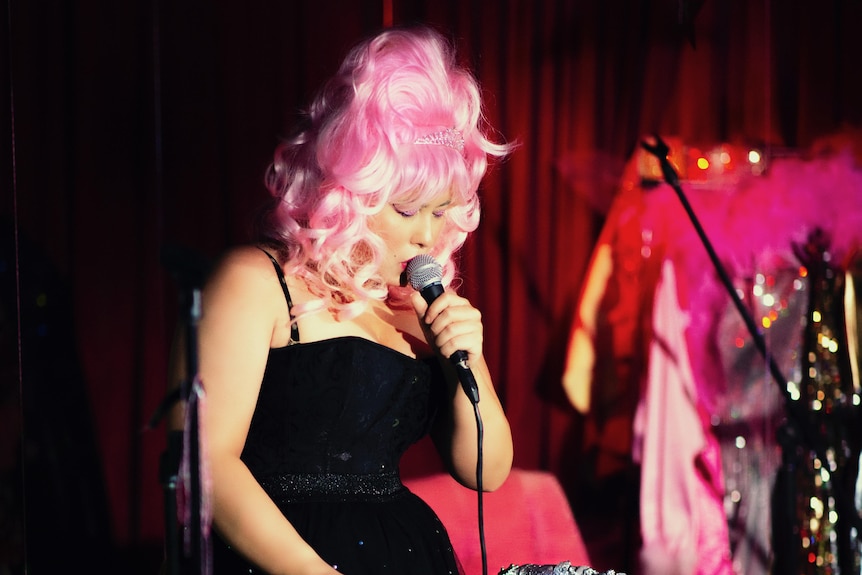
3, 0, 861, 573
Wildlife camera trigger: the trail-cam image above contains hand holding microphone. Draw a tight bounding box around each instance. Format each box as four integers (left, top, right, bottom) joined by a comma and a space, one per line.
405, 254, 481, 405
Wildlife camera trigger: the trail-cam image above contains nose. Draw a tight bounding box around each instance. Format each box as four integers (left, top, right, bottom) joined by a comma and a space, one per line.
411, 213, 436, 248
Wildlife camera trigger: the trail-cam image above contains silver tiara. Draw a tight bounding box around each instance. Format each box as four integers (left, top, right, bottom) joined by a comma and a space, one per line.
414, 128, 465, 154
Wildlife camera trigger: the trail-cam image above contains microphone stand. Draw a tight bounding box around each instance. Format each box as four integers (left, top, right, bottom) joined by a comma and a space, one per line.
150, 245, 212, 575
640, 136, 861, 572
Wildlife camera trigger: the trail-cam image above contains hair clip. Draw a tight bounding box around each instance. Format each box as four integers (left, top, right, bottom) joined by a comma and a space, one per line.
414, 128, 465, 154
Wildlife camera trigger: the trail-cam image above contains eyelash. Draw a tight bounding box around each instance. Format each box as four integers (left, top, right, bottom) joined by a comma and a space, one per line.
394, 207, 447, 218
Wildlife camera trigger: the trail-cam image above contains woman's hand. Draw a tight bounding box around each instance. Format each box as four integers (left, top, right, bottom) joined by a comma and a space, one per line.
410, 290, 484, 363
411, 288, 513, 492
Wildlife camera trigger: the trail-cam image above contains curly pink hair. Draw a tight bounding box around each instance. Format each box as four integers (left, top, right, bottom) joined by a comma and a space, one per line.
259, 25, 511, 319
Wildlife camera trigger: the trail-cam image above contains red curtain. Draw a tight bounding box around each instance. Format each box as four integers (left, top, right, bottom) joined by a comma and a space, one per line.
4, 0, 861, 572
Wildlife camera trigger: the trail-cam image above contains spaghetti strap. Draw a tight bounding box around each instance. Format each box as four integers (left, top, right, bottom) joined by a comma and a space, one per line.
258, 247, 300, 344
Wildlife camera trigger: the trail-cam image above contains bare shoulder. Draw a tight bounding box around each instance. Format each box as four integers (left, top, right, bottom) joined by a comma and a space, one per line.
203, 245, 289, 316
208, 245, 277, 284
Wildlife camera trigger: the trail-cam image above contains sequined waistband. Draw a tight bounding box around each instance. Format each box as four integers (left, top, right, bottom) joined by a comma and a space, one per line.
259, 471, 406, 503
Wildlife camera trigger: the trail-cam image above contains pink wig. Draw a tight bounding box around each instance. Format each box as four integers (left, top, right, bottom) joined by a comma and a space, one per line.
260, 26, 512, 318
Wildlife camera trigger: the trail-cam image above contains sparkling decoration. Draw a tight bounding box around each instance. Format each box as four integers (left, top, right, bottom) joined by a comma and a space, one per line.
259, 471, 404, 504
780, 230, 862, 574
413, 128, 465, 154
499, 561, 623, 575
715, 259, 807, 575
634, 138, 766, 187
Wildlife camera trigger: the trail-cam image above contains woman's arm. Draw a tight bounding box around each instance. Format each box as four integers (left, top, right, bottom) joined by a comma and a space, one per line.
198, 247, 338, 575
412, 290, 514, 491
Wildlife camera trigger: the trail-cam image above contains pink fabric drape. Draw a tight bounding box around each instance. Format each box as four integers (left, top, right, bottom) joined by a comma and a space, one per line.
633, 260, 732, 575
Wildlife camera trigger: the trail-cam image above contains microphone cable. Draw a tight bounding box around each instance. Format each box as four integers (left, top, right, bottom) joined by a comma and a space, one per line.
404, 254, 489, 575
473, 399, 487, 575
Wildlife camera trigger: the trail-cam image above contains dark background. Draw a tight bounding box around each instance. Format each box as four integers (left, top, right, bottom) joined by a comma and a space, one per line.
3, 0, 861, 573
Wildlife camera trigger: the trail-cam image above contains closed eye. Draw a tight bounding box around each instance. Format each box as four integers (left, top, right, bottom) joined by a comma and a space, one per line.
391, 199, 452, 218
393, 206, 418, 218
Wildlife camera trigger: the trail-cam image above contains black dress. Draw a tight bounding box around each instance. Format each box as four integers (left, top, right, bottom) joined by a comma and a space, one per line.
211, 253, 463, 575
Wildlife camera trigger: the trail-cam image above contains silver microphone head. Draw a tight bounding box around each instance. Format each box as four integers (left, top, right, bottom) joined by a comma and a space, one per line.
404, 254, 443, 290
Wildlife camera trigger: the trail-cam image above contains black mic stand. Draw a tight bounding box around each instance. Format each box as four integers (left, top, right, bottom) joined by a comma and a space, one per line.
640, 136, 862, 572
150, 245, 212, 575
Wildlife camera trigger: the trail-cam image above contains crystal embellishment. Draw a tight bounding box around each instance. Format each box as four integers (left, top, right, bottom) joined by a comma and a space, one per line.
413, 128, 465, 154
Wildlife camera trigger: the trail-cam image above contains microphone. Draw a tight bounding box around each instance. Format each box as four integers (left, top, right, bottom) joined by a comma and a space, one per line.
405, 254, 480, 405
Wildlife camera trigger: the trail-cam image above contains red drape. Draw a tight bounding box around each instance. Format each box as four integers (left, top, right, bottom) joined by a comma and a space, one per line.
4, 0, 861, 572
